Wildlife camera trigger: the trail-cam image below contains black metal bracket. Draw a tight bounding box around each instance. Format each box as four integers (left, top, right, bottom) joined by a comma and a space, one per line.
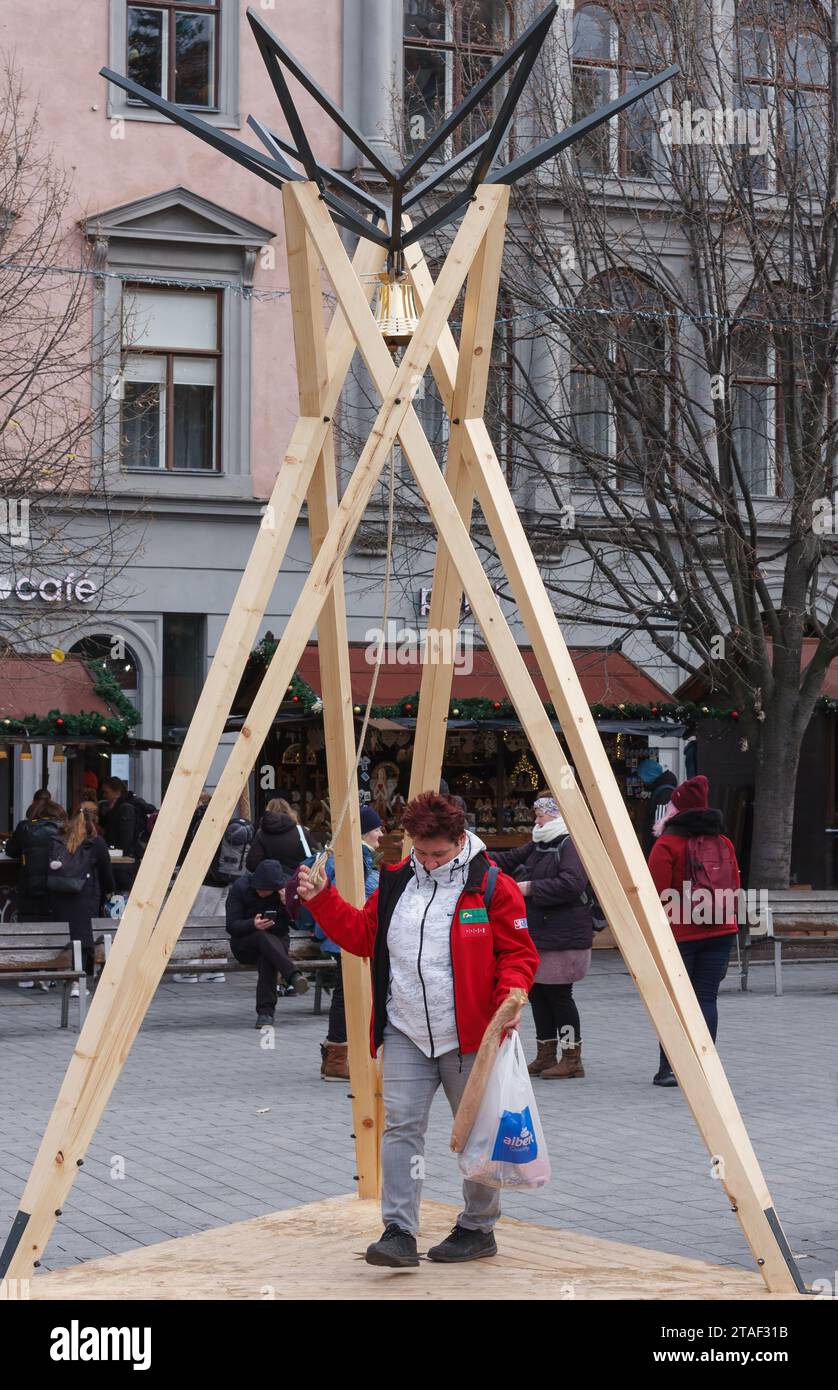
762, 1206, 809, 1294
0, 1209, 30, 1279
100, 3, 679, 261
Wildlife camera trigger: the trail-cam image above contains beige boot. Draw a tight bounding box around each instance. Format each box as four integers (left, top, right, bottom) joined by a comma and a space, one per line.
321, 1041, 350, 1081
542, 1044, 585, 1078
527, 1040, 558, 1076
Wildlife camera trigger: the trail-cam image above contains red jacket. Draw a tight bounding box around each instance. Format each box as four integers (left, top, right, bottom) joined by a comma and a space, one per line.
306, 851, 539, 1056
648, 809, 740, 943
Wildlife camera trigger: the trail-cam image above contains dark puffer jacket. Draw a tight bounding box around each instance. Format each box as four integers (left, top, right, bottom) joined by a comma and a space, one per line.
493, 836, 594, 952
246, 811, 310, 875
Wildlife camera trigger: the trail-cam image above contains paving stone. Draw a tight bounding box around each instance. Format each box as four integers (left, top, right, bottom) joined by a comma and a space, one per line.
2, 954, 836, 1286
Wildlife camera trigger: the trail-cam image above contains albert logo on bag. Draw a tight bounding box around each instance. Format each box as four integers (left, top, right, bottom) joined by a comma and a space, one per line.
490, 1106, 538, 1164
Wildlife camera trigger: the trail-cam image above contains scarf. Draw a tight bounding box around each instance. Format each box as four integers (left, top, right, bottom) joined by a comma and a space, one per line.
532, 814, 568, 843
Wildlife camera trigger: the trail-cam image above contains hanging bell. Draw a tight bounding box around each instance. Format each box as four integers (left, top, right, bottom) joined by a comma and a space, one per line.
0, 745, 8, 760
52, 742, 66, 763
373, 270, 419, 349
20, 741, 32, 761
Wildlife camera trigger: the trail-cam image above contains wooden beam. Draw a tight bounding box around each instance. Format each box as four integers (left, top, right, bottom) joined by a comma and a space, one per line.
396, 249, 799, 1294
283, 185, 379, 1196
0, 230, 387, 1281
313, 208, 799, 1294
406, 244, 797, 1277
407, 190, 509, 807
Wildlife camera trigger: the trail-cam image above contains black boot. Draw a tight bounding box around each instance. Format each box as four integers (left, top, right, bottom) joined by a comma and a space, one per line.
427, 1224, 497, 1263
654, 1047, 678, 1087
365, 1223, 419, 1268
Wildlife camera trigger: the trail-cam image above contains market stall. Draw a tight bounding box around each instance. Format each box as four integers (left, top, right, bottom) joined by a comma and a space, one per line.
233, 638, 687, 858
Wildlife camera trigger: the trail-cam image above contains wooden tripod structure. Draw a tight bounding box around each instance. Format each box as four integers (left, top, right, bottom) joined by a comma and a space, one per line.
0, 177, 804, 1294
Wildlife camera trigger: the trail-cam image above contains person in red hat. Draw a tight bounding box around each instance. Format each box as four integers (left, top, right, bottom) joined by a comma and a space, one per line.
647, 775, 741, 1088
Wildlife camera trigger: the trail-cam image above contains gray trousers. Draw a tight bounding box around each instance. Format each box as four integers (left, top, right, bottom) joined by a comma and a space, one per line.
381, 1023, 501, 1237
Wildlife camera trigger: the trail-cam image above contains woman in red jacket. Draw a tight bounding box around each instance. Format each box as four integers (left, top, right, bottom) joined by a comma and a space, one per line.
647, 775, 741, 1088
297, 791, 538, 1270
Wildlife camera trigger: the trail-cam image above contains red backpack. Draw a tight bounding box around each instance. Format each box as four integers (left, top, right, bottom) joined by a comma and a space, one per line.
686, 835, 738, 920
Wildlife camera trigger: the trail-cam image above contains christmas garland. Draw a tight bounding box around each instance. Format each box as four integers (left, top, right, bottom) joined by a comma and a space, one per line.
249, 640, 838, 725
349, 693, 743, 723
244, 637, 321, 711
0, 660, 141, 743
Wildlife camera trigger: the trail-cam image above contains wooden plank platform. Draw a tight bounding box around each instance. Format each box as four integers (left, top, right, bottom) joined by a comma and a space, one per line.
30, 1197, 805, 1300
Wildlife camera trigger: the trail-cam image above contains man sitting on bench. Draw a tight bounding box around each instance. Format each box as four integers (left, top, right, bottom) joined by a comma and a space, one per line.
225, 859, 309, 1026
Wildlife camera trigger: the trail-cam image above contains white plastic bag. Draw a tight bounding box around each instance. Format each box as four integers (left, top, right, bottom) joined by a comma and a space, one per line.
457, 1032, 551, 1190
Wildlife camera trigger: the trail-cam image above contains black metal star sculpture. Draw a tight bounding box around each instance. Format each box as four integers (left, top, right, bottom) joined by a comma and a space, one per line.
102, 3, 677, 265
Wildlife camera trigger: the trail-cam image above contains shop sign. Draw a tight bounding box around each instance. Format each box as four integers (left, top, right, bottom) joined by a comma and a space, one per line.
0, 573, 98, 603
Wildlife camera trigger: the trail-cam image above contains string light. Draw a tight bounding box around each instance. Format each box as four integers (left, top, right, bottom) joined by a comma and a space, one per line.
1, 260, 832, 331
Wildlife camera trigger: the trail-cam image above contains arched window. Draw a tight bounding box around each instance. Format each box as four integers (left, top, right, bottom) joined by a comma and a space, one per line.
571, 2, 672, 178
570, 272, 672, 489
735, 0, 829, 194
403, 1, 513, 154
69, 635, 141, 716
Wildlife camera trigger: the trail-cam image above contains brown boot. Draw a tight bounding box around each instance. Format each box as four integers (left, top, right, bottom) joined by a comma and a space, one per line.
527, 1040, 558, 1076
321, 1041, 349, 1082
542, 1044, 585, 1079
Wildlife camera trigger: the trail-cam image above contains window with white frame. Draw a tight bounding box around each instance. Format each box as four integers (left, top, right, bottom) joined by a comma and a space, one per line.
734, 0, 828, 197
403, 0, 511, 155
571, 2, 672, 180
126, 0, 219, 106
569, 272, 672, 489
120, 287, 220, 472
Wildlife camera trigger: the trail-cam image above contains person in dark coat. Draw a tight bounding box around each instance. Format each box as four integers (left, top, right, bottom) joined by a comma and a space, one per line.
225, 859, 310, 1026
6, 799, 68, 921
46, 806, 116, 994
100, 777, 144, 890
246, 798, 312, 875
493, 793, 593, 1079
648, 775, 741, 1088
637, 758, 677, 856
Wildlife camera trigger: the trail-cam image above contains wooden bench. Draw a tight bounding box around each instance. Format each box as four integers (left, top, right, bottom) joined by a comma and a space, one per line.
0, 923, 86, 1028
737, 890, 838, 995
93, 918, 338, 1015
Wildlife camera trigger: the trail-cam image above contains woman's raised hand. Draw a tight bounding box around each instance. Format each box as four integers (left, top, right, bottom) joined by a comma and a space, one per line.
296, 865, 319, 901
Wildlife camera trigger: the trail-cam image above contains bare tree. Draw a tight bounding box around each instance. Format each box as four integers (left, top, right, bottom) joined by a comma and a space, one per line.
0, 59, 141, 671
482, 0, 838, 887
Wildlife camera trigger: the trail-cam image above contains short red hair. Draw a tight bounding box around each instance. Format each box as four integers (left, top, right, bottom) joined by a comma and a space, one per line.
402, 791, 466, 843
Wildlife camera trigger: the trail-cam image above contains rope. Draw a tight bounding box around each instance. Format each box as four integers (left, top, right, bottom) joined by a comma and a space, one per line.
311, 440, 397, 881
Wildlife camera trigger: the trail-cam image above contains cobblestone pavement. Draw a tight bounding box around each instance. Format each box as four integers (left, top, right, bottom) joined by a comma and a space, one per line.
1, 952, 836, 1286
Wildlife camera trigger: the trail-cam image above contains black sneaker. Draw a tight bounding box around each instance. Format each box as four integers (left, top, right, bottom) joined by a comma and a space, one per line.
653, 1067, 678, 1087
255, 1013, 274, 1028
365, 1224, 419, 1268
288, 971, 309, 996
427, 1224, 497, 1263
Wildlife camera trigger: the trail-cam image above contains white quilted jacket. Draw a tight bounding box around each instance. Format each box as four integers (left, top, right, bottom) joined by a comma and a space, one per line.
385, 831, 487, 1058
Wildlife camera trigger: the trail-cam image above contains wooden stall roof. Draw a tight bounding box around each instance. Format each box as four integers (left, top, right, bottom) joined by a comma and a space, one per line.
295, 643, 672, 708
0, 655, 114, 720
677, 637, 838, 703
